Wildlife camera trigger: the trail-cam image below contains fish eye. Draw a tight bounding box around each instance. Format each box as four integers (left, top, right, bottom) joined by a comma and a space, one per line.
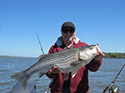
90, 48, 93, 50
89, 46, 94, 50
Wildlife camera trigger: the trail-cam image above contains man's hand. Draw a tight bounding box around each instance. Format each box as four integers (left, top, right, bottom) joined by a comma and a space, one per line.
48, 66, 60, 74
94, 51, 105, 61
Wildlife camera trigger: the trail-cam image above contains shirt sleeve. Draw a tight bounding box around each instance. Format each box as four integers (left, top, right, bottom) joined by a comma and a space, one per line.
48, 45, 55, 54
86, 58, 102, 71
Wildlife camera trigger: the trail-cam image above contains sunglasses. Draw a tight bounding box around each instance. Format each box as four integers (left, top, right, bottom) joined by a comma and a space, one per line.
62, 29, 75, 33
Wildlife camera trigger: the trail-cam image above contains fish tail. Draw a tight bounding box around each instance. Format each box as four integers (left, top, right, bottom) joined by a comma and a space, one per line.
11, 71, 30, 89
39, 73, 44, 78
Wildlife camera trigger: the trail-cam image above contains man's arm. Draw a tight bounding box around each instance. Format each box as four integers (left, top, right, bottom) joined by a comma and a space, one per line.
86, 54, 104, 71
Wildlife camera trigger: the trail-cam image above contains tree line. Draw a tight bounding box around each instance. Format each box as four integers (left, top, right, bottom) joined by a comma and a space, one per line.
0, 52, 125, 59
104, 52, 125, 59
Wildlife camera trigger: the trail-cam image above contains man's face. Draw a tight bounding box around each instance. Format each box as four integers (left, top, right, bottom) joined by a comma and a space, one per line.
61, 27, 75, 42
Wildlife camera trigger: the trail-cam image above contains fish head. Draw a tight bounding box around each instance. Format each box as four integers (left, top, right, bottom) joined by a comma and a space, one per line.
79, 44, 104, 62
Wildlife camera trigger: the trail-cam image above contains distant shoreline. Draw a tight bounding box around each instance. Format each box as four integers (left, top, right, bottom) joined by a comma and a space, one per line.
0, 52, 125, 59
0, 56, 21, 58
0, 55, 37, 58
103, 52, 125, 59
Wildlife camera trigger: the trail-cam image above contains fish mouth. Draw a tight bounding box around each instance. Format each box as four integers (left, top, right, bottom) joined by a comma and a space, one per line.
96, 44, 105, 56
98, 51, 105, 56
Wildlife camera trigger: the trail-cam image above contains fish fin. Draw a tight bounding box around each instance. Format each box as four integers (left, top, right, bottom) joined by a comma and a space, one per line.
71, 61, 81, 66
39, 72, 44, 78
39, 54, 46, 58
72, 72, 77, 78
37, 54, 47, 62
71, 61, 83, 78
11, 71, 30, 89
72, 68, 79, 78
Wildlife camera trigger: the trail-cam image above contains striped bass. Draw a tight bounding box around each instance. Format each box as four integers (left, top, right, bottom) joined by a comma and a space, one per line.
11, 44, 104, 89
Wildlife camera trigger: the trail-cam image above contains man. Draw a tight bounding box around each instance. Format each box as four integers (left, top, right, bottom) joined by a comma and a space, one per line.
46, 22, 104, 93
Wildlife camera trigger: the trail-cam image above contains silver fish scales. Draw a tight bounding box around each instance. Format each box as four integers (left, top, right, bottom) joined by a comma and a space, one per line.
11, 44, 104, 89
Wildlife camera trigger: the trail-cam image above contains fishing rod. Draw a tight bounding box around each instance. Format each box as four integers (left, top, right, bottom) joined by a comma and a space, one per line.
36, 32, 44, 55
103, 63, 125, 93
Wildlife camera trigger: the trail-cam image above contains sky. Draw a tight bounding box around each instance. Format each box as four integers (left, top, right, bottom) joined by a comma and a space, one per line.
0, 0, 125, 57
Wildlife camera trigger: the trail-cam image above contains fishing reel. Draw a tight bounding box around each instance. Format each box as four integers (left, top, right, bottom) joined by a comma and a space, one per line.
109, 86, 120, 93
103, 85, 120, 93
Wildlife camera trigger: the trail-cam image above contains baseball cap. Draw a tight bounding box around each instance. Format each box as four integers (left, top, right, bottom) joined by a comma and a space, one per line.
61, 22, 75, 31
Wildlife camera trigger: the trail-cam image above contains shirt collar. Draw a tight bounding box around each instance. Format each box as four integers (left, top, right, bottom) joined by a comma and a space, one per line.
56, 36, 80, 47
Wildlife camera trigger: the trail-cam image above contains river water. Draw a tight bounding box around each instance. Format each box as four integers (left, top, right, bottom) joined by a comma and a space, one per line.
0, 57, 125, 93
